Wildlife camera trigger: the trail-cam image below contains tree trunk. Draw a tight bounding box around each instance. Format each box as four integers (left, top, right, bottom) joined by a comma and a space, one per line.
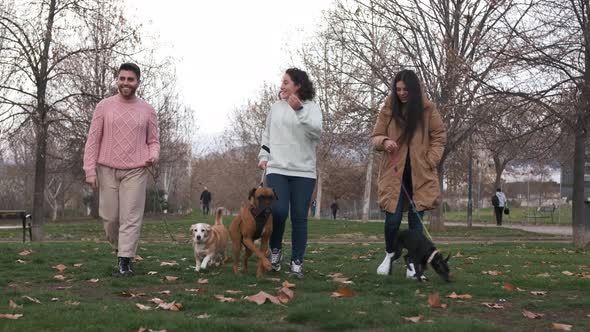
362, 149, 374, 221
429, 164, 446, 231
572, 118, 587, 249
314, 168, 323, 219
31, 122, 48, 240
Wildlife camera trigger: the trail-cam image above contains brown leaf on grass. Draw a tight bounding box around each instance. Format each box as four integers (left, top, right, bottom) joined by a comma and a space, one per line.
56, 286, 72, 290
156, 301, 182, 311
118, 291, 145, 298
530, 291, 547, 296
138, 328, 167, 332
351, 254, 359, 260
446, 292, 472, 300
503, 283, 516, 291
551, 323, 573, 331
87, 278, 99, 283
54, 274, 66, 281
482, 270, 503, 276
277, 287, 294, 303
197, 313, 211, 319
133, 255, 143, 262
22, 296, 41, 304
522, 310, 545, 319
73, 263, 83, 267
577, 272, 590, 279
135, 303, 152, 311
164, 276, 178, 281
64, 301, 80, 306
453, 252, 463, 258
18, 250, 32, 256
16, 259, 26, 264
9, 300, 22, 309
402, 315, 424, 323
536, 272, 551, 278
282, 280, 296, 288
482, 302, 504, 309
428, 293, 448, 308
51, 298, 59, 302
185, 288, 207, 294
52, 264, 67, 272
149, 298, 165, 305
159, 290, 171, 295
266, 277, 281, 282
214, 295, 236, 303
245, 291, 281, 305
225, 290, 242, 295
197, 278, 208, 284
331, 287, 356, 298
160, 261, 178, 267
561, 271, 574, 276
516, 287, 526, 292
147, 271, 158, 275
0, 314, 23, 320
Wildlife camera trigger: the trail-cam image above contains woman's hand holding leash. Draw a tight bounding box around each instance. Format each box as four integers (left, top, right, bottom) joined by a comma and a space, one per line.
384, 139, 400, 167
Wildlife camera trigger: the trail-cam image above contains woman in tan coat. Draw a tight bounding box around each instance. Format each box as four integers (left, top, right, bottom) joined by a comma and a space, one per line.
371, 70, 446, 277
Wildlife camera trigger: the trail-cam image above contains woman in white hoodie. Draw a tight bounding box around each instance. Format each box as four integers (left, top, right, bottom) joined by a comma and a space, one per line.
258, 68, 322, 278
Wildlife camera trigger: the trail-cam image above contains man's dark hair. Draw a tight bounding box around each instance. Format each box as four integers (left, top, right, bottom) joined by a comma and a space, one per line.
285, 68, 316, 100
118, 62, 141, 80
496, 188, 502, 192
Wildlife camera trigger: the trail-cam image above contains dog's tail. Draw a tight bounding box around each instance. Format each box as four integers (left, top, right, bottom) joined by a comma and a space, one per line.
214, 207, 224, 226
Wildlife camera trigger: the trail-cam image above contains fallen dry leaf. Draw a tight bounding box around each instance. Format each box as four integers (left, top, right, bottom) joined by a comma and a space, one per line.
482, 270, 503, 276
22, 296, 41, 304
51, 298, 59, 302
331, 287, 356, 298
149, 298, 165, 305
133, 255, 143, 262
503, 283, 516, 291
282, 280, 296, 288
156, 301, 182, 311
266, 277, 281, 282
118, 291, 145, 298
88, 278, 99, 283
18, 250, 32, 256
135, 303, 152, 311
159, 290, 171, 295
482, 302, 504, 309
160, 261, 178, 267
428, 293, 448, 309
73, 263, 83, 267
197, 278, 208, 284
225, 290, 241, 295
196, 313, 210, 319
277, 287, 294, 303
56, 286, 72, 290
9, 300, 22, 309
54, 274, 66, 281
453, 252, 463, 257
551, 323, 573, 331
164, 276, 178, 281
245, 291, 282, 305
16, 259, 26, 264
147, 271, 159, 275
214, 295, 236, 303
402, 315, 424, 323
522, 310, 545, 319
536, 272, 551, 278
185, 288, 207, 294
0, 314, 23, 320
561, 271, 574, 276
530, 291, 547, 296
64, 301, 80, 306
447, 292, 472, 300
52, 264, 67, 272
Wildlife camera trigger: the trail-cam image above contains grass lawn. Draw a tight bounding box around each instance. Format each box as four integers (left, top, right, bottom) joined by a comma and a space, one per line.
444, 207, 572, 225
1, 216, 587, 331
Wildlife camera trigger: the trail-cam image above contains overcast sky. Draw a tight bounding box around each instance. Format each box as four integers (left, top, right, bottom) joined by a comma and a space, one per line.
125, 0, 333, 136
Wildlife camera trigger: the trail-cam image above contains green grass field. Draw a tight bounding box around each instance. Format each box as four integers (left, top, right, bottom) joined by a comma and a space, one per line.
444, 207, 572, 225
0, 216, 587, 331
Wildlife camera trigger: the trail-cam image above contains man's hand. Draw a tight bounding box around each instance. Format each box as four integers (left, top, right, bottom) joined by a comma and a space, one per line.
287, 94, 302, 111
86, 176, 97, 189
145, 157, 156, 166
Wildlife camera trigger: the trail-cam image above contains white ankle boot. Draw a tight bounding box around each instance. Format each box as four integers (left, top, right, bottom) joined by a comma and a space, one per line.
377, 252, 395, 275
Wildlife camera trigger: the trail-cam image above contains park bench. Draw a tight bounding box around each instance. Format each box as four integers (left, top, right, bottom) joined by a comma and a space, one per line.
0, 210, 32, 242
528, 205, 556, 223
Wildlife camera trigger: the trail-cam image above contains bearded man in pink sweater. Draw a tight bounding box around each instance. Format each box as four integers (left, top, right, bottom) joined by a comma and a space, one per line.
83, 63, 160, 276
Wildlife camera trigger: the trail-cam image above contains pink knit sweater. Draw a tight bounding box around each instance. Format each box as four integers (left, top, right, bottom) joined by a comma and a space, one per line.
83, 94, 160, 181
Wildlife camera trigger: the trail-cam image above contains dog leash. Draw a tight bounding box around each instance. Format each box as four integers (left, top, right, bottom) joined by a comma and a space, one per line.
146, 165, 177, 243
387, 151, 433, 241
259, 168, 267, 187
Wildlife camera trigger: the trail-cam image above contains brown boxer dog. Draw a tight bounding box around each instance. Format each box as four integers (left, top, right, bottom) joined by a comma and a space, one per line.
229, 187, 277, 278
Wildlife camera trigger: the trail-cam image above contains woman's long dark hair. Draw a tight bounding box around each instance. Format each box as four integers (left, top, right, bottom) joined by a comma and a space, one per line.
285, 68, 316, 101
390, 70, 425, 144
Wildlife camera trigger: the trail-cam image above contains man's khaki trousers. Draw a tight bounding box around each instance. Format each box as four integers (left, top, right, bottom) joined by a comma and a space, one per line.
97, 165, 147, 257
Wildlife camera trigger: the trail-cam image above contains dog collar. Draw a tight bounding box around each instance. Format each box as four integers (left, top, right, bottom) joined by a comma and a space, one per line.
427, 250, 438, 264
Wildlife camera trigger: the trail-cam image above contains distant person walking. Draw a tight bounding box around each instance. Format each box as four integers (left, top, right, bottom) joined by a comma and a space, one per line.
200, 187, 212, 215
492, 188, 507, 226
310, 200, 317, 217
330, 199, 339, 220
83, 62, 160, 277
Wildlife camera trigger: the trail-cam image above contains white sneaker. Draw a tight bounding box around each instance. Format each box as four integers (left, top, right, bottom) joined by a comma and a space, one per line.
377, 252, 395, 275
270, 248, 282, 272
289, 260, 304, 278
406, 263, 428, 280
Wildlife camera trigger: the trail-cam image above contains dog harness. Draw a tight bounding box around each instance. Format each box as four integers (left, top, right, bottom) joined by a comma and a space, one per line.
427, 250, 438, 264
249, 206, 272, 240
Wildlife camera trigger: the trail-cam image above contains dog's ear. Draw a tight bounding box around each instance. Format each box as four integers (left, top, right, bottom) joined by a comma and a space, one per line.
272, 189, 279, 200
445, 254, 451, 262
248, 188, 257, 200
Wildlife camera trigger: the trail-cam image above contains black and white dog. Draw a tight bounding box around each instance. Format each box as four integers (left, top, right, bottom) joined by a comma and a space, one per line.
391, 229, 451, 282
